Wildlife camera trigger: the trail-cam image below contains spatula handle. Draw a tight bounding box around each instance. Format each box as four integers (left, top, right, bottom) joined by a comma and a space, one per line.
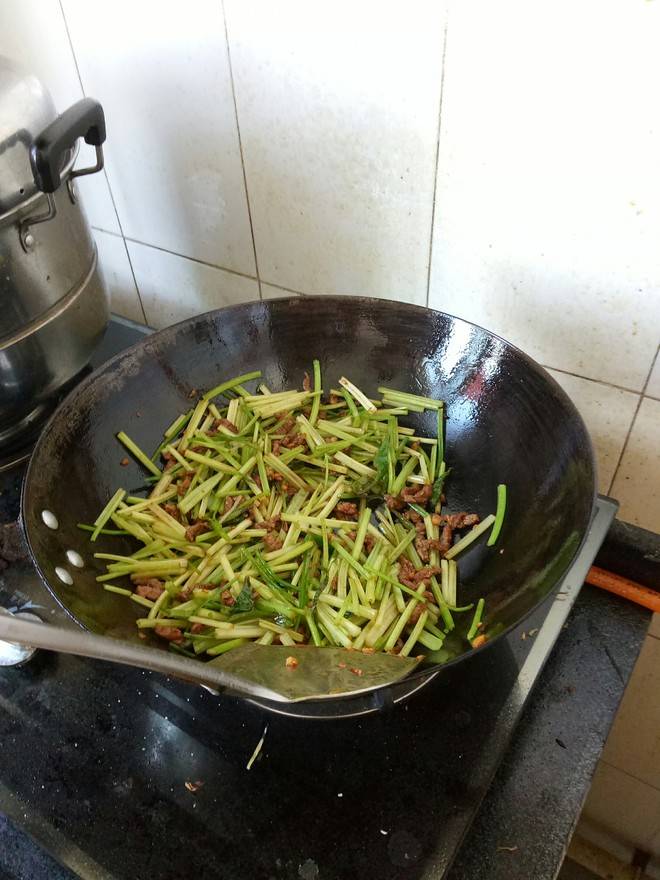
0, 613, 285, 702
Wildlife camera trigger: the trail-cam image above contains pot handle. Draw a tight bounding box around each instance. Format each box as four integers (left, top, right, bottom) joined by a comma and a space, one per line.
29, 97, 106, 193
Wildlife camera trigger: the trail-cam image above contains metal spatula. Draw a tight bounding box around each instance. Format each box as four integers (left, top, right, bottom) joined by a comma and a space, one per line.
0, 610, 420, 703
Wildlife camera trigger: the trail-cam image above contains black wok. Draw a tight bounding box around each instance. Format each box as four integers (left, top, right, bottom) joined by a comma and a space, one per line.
21, 296, 595, 715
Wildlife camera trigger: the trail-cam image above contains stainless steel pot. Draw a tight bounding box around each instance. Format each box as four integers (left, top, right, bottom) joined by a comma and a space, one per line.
0, 57, 109, 452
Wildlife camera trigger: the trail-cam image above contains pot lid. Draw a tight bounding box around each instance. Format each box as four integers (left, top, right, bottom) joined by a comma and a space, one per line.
0, 56, 59, 214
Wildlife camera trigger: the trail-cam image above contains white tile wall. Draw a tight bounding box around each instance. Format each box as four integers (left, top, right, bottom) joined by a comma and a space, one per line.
610, 397, 660, 533
546, 370, 639, 493
61, 0, 256, 276
94, 230, 144, 324
647, 350, 660, 401
428, 0, 660, 393
127, 241, 258, 329
224, 0, 446, 302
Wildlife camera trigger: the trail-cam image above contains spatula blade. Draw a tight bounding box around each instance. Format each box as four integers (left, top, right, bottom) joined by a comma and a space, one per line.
210, 644, 422, 702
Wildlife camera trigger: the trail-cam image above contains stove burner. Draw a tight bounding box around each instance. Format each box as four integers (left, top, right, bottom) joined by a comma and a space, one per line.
0, 607, 41, 666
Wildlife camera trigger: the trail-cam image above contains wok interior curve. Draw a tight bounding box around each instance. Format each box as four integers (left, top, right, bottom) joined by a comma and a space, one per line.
22, 296, 596, 682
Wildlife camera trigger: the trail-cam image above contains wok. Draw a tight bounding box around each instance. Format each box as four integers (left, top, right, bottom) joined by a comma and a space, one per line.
21, 296, 595, 716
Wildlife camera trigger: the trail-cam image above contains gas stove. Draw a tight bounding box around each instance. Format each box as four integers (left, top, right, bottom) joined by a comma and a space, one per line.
0, 316, 651, 880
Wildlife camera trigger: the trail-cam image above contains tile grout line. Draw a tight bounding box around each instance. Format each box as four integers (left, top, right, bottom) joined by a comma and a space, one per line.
600, 757, 660, 797
259, 280, 307, 297
58, 0, 148, 325
93, 228, 258, 283
221, 0, 262, 300
425, 11, 449, 309
607, 343, 660, 496
91, 226, 308, 295
542, 363, 648, 397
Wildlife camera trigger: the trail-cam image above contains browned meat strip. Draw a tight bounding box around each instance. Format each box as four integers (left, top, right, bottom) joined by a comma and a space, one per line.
439, 512, 480, 529
185, 521, 207, 542
275, 413, 296, 434
438, 523, 453, 556
135, 579, 164, 600
334, 501, 359, 521
155, 626, 183, 643
400, 483, 433, 505
404, 509, 422, 524
280, 432, 307, 450
223, 494, 243, 515
130, 573, 158, 585
163, 502, 181, 522
214, 418, 238, 434
263, 532, 284, 551
177, 471, 195, 496
397, 556, 418, 588
384, 494, 406, 511
261, 514, 281, 531
409, 603, 425, 625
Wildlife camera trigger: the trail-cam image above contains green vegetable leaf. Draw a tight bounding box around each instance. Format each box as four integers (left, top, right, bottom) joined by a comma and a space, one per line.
431, 468, 452, 506
232, 584, 254, 613
248, 549, 295, 592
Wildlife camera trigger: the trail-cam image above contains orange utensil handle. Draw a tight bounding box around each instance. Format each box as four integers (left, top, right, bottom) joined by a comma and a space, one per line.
586, 566, 660, 613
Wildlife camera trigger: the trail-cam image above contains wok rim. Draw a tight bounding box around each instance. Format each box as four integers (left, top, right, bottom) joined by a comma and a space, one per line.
21, 294, 597, 709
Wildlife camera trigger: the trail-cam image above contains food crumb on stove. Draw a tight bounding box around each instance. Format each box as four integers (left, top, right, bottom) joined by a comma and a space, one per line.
246, 724, 268, 770
120, 457, 129, 466
188, 388, 197, 398
380, 830, 388, 836
527, 628, 539, 638
136, 411, 142, 418
555, 738, 567, 749
337, 792, 343, 797
496, 845, 518, 853
184, 780, 204, 793
285, 656, 298, 669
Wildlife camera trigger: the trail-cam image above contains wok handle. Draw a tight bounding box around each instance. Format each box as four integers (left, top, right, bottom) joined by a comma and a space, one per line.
0, 613, 285, 703
30, 98, 106, 193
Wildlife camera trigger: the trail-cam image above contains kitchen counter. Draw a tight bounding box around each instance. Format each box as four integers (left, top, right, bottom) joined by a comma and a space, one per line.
0, 518, 654, 880
449, 519, 656, 880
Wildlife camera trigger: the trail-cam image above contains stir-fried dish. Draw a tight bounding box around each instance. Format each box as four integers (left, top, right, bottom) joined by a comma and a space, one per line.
82, 365, 507, 663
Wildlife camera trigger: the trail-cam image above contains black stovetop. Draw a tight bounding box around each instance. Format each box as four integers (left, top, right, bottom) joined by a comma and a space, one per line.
0, 317, 655, 880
